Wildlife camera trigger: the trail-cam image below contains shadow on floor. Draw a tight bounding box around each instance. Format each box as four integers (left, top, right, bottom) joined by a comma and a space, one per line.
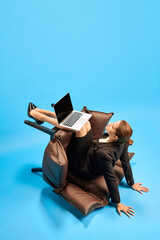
16, 164, 103, 227
40, 187, 105, 228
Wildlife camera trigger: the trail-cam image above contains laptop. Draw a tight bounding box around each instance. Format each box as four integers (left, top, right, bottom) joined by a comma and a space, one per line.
53, 93, 92, 132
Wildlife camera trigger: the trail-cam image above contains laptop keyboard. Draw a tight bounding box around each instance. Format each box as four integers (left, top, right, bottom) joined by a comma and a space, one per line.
63, 112, 83, 127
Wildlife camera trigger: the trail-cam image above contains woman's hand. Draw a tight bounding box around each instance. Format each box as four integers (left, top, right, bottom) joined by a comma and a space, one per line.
117, 203, 134, 218
131, 183, 149, 194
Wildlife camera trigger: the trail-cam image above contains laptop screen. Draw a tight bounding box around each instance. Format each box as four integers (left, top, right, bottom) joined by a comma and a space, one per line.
54, 93, 73, 124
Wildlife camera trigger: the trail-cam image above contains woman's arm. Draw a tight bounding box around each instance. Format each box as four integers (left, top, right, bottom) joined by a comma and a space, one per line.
97, 152, 121, 203
97, 151, 135, 217
120, 144, 149, 193
120, 144, 134, 186
120, 144, 149, 196
116, 183, 149, 217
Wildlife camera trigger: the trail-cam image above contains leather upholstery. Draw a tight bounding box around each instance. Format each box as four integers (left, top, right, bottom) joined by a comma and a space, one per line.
42, 107, 135, 215
82, 106, 114, 140
42, 138, 68, 189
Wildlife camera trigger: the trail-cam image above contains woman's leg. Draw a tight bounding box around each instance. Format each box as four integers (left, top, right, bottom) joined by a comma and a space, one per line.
67, 121, 92, 176
30, 109, 64, 129
75, 120, 91, 137
35, 108, 56, 118
30, 108, 91, 133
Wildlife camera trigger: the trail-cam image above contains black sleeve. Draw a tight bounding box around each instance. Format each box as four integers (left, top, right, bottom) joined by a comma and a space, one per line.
120, 144, 134, 186
96, 152, 121, 204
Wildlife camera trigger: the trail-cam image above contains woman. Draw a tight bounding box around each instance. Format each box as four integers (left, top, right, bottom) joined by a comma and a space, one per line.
28, 103, 149, 218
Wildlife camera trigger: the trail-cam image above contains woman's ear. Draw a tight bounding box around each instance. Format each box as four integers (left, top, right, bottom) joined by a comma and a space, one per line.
114, 135, 118, 141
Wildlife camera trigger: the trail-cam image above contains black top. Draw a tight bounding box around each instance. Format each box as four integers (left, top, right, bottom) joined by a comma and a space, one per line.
80, 133, 134, 203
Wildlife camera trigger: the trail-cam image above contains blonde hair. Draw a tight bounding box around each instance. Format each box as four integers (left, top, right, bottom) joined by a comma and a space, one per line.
115, 120, 133, 146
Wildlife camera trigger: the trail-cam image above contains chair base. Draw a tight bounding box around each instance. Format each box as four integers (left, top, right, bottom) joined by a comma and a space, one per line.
31, 168, 42, 172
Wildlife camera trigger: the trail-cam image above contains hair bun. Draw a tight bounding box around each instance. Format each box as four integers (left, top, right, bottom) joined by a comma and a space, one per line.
127, 139, 133, 145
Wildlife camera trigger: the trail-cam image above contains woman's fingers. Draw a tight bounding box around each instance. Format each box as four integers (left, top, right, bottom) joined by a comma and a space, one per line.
128, 209, 135, 213
127, 207, 135, 216
122, 208, 135, 217
139, 184, 149, 191
124, 211, 131, 218
128, 206, 133, 209
142, 188, 149, 192
138, 183, 150, 192
117, 209, 122, 216
128, 210, 134, 216
117, 204, 135, 218
140, 187, 149, 192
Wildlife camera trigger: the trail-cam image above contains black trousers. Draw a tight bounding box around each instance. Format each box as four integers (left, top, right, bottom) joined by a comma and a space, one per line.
67, 129, 93, 177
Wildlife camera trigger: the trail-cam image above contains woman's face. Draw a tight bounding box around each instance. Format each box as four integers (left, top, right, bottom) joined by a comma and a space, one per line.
105, 121, 121, 137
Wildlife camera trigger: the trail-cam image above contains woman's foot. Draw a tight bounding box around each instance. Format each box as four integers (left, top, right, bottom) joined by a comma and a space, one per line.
27, 103, 44, 124
27, 103, 37, 117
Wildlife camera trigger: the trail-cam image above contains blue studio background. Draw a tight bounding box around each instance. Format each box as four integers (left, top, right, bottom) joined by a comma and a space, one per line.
0, 0, 160, 240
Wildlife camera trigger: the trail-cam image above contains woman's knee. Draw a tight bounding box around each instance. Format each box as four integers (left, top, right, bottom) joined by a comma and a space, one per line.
75, 121, 91, 138
85, 121, 91, 132
75, 125, 87, 138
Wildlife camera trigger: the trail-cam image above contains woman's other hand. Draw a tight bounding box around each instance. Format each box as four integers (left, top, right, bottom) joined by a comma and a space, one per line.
131, 183, 149, 194
117, 203, 135, 218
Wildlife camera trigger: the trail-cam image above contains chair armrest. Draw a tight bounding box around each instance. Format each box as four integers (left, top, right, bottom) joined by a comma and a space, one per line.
24, 120, 59, 140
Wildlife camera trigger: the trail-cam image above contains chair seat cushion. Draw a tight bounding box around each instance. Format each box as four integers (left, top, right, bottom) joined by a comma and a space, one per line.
60, 182, 107, 216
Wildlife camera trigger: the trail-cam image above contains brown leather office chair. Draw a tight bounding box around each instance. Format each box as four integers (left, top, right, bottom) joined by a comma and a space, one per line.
24, 106, 135, 216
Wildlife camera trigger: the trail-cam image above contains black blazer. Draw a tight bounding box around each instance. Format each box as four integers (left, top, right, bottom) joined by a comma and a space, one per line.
80, 133, 134, 204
